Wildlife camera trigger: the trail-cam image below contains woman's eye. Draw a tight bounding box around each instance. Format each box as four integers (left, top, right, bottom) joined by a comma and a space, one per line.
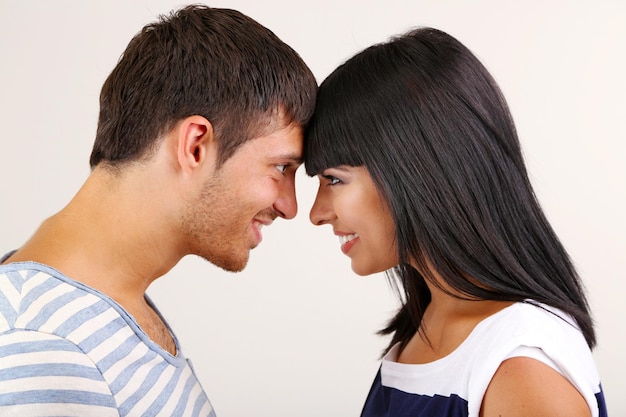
323, 175, 341, 185
276, 164, 287, 174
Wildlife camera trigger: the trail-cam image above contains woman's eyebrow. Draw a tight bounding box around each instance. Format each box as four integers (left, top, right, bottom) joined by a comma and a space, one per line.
325, 165, 352, 172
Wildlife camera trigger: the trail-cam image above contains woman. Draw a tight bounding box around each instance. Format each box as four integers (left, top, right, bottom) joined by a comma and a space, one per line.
305, 28, 607, 417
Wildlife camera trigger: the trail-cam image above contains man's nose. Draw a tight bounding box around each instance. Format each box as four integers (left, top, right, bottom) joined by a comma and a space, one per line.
273, 177, 298, 219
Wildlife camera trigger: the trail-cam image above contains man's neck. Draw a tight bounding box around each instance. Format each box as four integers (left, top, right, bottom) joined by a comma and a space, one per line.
5, 167, 183, 304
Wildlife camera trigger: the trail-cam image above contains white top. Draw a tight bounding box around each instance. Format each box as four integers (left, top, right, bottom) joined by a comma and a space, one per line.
362, 301, 606, 417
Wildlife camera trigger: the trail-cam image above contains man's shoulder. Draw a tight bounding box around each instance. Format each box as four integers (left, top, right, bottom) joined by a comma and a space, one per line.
0, 327, 119, 413
0, 262, 125, 344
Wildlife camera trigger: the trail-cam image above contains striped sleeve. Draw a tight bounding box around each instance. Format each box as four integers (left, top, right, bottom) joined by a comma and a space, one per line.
1, 266, 215, 416
0, 328, 120, 417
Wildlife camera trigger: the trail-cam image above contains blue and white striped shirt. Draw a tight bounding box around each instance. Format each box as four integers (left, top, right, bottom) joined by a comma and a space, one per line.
0, 261, 216, 416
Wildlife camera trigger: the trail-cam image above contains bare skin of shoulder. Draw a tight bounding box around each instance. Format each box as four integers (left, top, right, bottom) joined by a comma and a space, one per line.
481, 356, 590, 417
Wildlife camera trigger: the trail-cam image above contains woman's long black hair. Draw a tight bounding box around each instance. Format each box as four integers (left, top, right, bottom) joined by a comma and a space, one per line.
304, 27, 595, 352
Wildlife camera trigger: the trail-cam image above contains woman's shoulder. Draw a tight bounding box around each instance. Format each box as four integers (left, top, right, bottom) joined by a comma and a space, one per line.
464, 300, 593, 373
472, 300, 581, 342
464, 300, 603, 417
481, 355, 594, 417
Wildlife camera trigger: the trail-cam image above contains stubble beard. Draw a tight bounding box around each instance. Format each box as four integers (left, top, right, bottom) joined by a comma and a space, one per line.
181, 175, 250, 273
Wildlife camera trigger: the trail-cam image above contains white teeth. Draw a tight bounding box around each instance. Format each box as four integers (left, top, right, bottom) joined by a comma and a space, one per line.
339, 233, 358, 245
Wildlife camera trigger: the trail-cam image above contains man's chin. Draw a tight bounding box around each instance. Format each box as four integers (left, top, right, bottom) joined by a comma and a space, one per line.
221, 262, 247, 273
200, 253, 249, 273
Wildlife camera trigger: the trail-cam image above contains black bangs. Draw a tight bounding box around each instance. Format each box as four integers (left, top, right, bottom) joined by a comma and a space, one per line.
304, 37, 423, 177
303, 64, 372, 176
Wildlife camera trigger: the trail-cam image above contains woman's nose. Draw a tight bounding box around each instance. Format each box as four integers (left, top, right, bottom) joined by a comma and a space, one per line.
309, 185, 333, 226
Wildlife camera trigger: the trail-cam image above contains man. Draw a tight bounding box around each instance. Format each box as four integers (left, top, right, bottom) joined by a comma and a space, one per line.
0, 5, 317, 416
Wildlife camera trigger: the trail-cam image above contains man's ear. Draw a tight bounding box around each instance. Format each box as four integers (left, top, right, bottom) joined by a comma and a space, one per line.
176, 115, 216, 175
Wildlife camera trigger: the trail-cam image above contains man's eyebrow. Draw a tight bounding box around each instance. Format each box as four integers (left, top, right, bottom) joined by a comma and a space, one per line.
272, 153, 303, 164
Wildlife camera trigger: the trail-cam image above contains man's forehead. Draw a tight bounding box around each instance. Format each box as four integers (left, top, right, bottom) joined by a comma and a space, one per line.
244, 123, 303, 156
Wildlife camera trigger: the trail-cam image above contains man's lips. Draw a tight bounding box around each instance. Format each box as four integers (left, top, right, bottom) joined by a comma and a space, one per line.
251, 217, 274, 245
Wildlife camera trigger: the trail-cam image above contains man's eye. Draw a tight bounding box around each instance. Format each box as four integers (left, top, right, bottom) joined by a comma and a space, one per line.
276, 164, 287, 174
